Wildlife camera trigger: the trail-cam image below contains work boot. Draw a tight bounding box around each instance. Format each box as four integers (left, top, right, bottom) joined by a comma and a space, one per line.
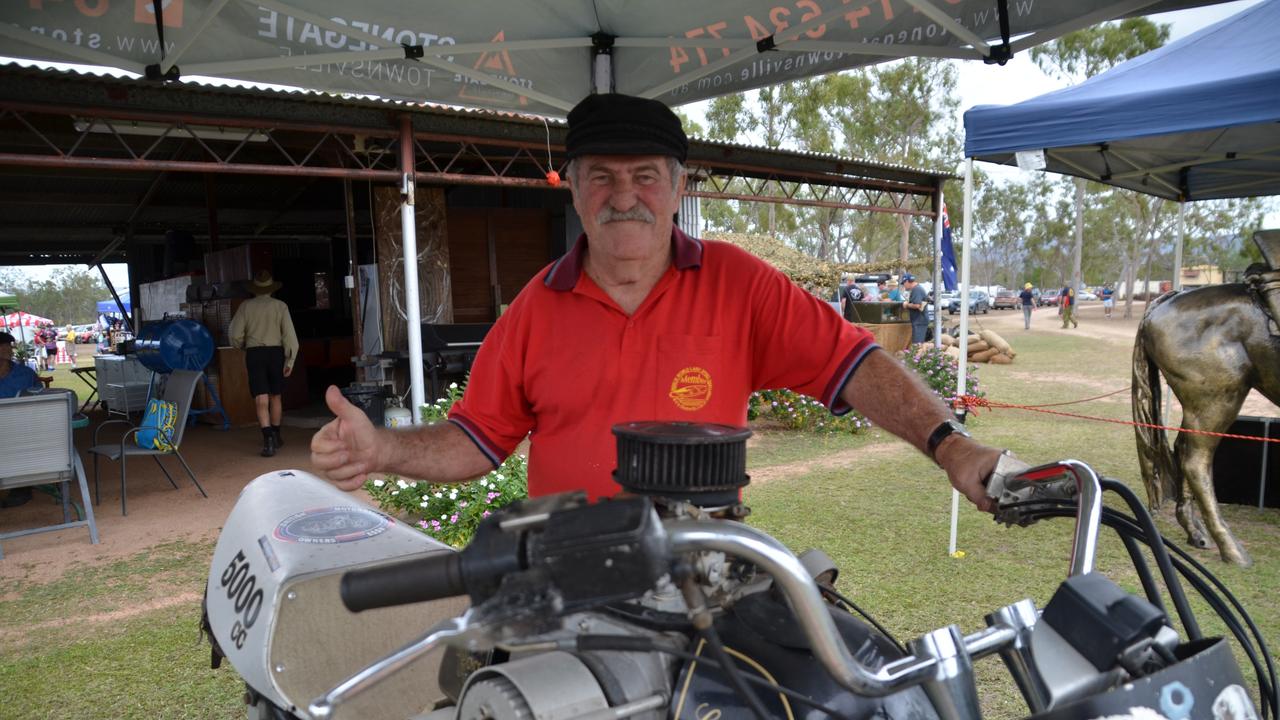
260, 427, 277, 458
272, 425, 284, 448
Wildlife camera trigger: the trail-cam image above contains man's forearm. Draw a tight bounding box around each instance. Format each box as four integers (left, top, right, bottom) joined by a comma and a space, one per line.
840, 348, 954, 455
380, 420, 497, 483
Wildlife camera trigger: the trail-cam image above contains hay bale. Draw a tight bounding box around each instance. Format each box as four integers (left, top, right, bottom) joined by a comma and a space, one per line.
939, 333, 956, 347
989, 352, 1013, 365
971, 347, 1000, 363
943, 346, 963, 360
979, 329, 1014, 356
965, 340, 991, 355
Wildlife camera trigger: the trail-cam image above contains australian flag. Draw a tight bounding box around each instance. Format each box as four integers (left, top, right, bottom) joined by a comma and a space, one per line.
940, 204, 958, 292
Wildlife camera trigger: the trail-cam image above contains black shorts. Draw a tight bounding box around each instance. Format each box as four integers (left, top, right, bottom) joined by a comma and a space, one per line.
245, 346, 286, 396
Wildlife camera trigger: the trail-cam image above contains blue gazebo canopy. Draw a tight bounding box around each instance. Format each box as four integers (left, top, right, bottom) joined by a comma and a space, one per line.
96, 295, 130, 315
964, 0, 1280, 201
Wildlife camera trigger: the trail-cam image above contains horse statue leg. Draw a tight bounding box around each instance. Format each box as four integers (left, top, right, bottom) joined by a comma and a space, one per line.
1174, 397, 1253, 567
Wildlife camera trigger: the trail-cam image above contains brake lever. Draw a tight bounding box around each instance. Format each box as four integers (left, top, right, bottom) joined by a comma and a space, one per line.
984, 454, 1078, 527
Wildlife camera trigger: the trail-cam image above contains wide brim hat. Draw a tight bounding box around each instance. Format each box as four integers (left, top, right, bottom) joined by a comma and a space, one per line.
250, 270, 282, 295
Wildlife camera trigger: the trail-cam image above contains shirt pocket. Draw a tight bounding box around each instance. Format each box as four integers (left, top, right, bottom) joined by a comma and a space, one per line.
654, 335, 723, 416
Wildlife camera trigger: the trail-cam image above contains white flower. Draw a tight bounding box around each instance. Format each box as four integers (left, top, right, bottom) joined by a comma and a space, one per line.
396, 479, 409, 489
448, 491, 457, 500
434, 491, 443, 498
495, 473, 505, 481
449, 382, 458, 389
419, 499, 429, 507
391, 491, 399, 496
440, 514, 448, 520
372, 479, 385, 488
488, 482, 496, 490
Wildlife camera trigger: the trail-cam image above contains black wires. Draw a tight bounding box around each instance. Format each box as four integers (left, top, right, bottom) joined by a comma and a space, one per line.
1005, 480, 1277, 720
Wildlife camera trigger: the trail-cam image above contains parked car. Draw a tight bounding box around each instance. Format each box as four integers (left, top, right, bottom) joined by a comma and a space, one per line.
1039, 289, 1062, 306
992, 290, 1019, 310
948, 290, 990, 314
1078, 291, 1098, 301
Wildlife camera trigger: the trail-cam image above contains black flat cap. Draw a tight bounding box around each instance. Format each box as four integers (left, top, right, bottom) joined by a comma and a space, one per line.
566, 93, 688, 163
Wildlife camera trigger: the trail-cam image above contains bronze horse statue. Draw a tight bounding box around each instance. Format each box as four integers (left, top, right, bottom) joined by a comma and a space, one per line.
1132, 277, 1280, 566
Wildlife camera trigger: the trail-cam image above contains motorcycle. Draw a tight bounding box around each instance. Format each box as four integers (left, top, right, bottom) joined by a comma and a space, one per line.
202, 422, 1276, 720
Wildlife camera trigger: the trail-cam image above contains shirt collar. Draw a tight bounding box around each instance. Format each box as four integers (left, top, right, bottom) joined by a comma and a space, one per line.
544, 226, 703, 292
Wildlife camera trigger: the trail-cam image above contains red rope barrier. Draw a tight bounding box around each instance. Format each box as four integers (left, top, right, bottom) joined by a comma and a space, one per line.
956, 394, 1280, 444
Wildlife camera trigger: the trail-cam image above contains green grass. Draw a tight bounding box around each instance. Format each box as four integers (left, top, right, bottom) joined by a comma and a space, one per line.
0, 540, 244, 720
1, 329, 1276, 719
746, 327, 1279, 717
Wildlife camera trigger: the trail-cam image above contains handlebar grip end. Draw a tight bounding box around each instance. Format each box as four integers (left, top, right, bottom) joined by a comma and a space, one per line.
340, 551, 466, 613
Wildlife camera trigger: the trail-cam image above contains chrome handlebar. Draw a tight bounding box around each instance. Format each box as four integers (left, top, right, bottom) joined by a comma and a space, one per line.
310, 458, 1107, 720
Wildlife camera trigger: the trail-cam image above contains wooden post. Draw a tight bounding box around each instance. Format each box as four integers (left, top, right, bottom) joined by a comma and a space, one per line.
373, 185, 452, 394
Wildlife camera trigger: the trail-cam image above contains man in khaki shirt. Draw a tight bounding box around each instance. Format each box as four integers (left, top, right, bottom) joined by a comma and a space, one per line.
229, 270, 298, 456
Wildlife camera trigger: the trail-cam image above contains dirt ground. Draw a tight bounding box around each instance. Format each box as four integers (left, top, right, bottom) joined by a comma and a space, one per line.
1, 300, 1275, 580
967, 300, 1277, 417
0, 412, 376, 584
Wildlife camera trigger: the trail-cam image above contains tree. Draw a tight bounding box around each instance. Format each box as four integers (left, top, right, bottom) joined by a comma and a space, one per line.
1031, 19, 1170, 80
1017, 19, 1265, 318
0, 266, 109, 324
699, 58, 961, 268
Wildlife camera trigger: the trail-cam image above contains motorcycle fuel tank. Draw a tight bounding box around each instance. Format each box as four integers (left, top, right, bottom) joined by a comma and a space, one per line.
205, 470, 466, 720
671, 589, 942, 720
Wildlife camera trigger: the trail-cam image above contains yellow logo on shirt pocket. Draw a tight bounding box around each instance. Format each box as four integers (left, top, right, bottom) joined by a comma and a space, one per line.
669, 366, 712, 411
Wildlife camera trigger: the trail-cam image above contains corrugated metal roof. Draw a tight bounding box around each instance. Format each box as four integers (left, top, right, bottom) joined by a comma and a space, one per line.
0, 62, 954, 182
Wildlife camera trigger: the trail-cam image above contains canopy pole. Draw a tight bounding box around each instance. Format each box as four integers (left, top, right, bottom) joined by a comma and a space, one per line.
344, 179, 364, 381
591, 33, 616, 94
399, 115, 426, 422
949, 158, 975, 557
932, 182, 945, 349
1174, 201, 1186, 291
1072, 178, 1085, 298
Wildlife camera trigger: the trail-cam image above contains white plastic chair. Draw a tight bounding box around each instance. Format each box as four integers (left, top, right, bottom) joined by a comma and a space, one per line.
0, 390, 100, 559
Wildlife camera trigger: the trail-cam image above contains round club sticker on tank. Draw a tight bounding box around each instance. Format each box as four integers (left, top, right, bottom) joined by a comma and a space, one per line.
273, 506, 392, 544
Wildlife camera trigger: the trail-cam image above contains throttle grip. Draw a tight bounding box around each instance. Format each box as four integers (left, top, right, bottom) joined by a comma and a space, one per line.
340, 551, 466, 613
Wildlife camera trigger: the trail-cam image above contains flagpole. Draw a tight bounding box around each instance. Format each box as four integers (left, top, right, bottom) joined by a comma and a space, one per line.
932, 184, 944, 348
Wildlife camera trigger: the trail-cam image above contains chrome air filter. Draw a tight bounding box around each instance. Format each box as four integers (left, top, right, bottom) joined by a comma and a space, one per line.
612, 421, 751, 507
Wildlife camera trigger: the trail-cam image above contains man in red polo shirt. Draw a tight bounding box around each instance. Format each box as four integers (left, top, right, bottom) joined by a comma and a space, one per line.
312, 93, 1003, 512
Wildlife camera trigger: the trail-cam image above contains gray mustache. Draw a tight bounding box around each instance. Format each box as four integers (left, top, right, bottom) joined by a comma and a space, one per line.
597, 205, 656, 224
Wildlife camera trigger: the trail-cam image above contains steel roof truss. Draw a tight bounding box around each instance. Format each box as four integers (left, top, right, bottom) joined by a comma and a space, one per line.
12, 110, 65, 157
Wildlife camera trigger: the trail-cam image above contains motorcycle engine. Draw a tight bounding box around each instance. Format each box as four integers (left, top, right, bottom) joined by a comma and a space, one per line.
423, 422, 756, 720
428, 422, 932, 720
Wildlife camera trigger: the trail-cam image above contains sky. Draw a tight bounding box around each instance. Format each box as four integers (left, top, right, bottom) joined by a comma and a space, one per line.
0, 0, 1270, 289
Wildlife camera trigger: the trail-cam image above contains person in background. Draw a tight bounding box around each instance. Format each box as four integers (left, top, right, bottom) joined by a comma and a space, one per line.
873, 280, 888, 301
0, 331, 41, 508
902, 274, 929, 344
1101, 285, 1116, 319
64, 325, 78, 365
229, 271, 298, 457
1019, 283, 1035, 330
42, 324, 57, 371
887, 281, 903, 302
1059, 285, 1078, 329
838, 273, 865, 322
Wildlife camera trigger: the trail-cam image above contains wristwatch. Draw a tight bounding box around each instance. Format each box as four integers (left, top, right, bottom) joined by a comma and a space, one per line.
926, 419, 971, 462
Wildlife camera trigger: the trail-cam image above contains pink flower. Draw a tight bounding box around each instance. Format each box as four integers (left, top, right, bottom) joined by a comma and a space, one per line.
482, 511, 491, 518
449, 514, 459, 524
